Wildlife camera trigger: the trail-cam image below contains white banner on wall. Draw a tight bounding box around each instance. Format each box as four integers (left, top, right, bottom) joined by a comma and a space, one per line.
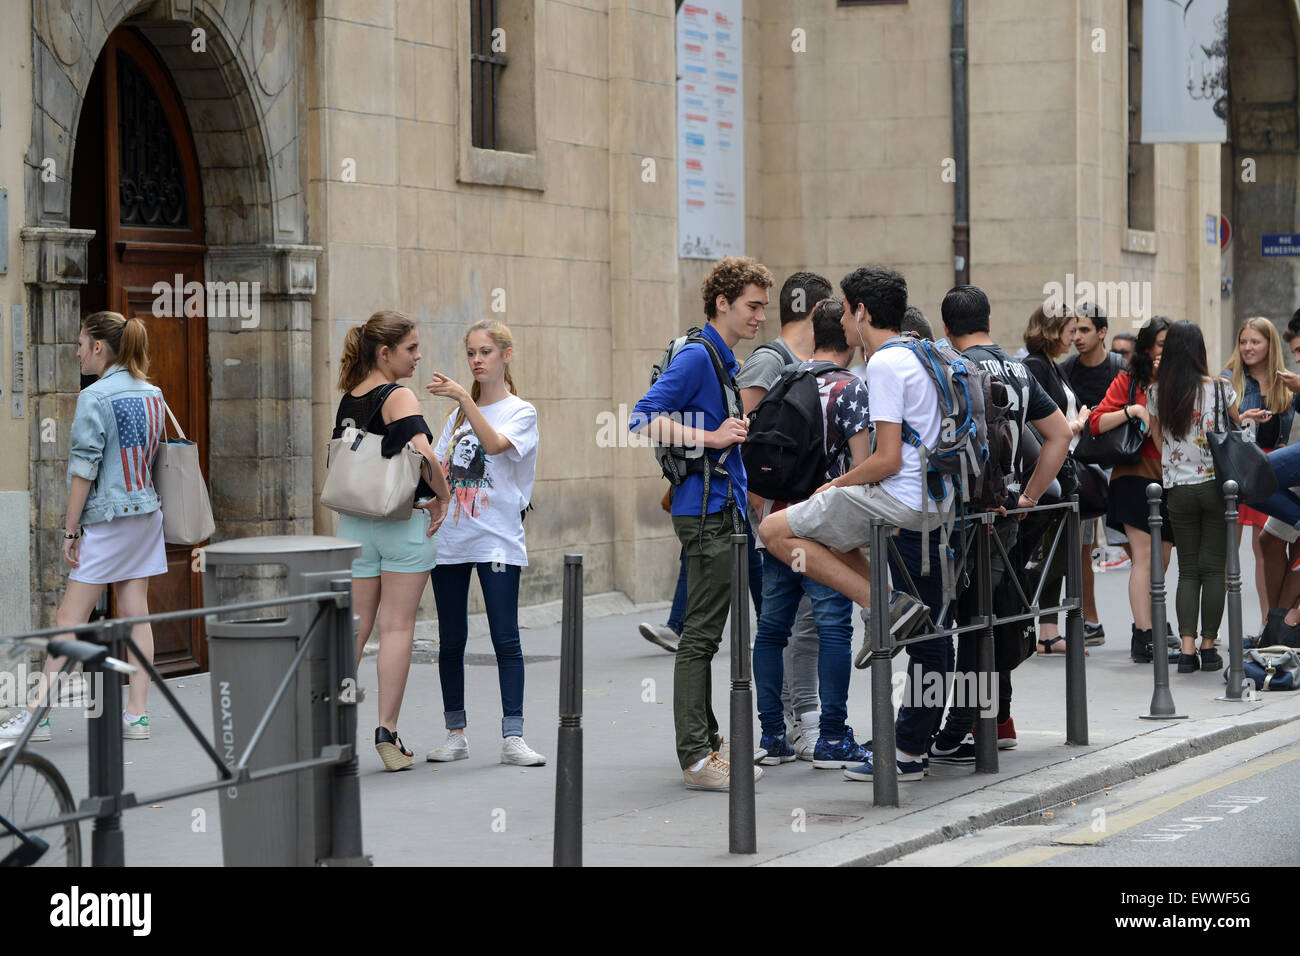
676, 0, 744, 260
1140, 0, 1228, 144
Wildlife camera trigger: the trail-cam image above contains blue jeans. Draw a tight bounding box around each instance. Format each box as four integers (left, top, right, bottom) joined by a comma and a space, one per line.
889, 529, 956, 757
1259, 442, 1300, 526
667, 511, 763, 633
430, 562, 525, 738
753, 552, 853, 739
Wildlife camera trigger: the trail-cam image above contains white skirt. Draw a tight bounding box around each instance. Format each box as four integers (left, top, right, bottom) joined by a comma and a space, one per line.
69, 509, 168, 585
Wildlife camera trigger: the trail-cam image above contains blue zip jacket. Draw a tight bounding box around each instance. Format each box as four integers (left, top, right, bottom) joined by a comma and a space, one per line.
68, 365, 166, 526
1227, 368, 1300, 448
630, 322, 747, 516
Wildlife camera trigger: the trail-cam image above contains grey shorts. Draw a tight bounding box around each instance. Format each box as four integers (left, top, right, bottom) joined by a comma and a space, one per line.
784, 483, 926, 553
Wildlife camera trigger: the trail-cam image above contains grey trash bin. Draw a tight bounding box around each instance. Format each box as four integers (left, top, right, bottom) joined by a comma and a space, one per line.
201, 535, 360, 866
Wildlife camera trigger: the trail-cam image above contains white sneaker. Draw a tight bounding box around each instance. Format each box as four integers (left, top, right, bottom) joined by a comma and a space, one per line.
425, 731, 469, 762
501, 735, 546, 766
122, 712, 150, 739
637, 623, 680, 653
0, 712, 50, 742
794, 710, 820, 762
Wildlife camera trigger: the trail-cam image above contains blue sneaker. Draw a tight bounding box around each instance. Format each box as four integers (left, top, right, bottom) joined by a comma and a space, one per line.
842, 750, 928, 782
758, 733, 798, 766
811, 726, 872, 769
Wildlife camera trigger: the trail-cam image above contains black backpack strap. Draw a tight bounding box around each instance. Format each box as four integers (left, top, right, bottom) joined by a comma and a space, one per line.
688, 333, 743, 421
684, 333, 745, 542
365, 383, 403, 431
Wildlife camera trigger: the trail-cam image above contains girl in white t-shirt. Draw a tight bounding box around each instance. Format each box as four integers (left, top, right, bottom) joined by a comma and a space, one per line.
423, 320, 543, 767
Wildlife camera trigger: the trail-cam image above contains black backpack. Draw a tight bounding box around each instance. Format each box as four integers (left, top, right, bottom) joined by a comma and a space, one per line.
742, 361, 843, 502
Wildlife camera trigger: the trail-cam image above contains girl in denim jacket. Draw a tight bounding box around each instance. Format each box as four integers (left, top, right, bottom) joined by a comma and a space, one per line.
0, 312, 165, 743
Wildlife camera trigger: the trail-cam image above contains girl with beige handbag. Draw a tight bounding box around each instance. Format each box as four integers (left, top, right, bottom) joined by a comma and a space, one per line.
330, 311, 451, 772
1, 312, 164, 744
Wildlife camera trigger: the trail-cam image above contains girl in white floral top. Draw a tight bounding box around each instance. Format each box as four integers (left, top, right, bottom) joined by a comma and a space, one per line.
1148, 321, 1257, 675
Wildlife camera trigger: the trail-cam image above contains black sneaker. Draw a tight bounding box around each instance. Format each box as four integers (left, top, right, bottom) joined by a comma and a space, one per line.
1199, 646, 1223, 671
928, 732, 976, 766
1084, 622, 1105, 646
1176, 652, 1200, 674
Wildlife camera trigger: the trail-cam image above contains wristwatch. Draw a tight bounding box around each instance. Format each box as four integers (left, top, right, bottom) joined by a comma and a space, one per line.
64, 528, 81, 539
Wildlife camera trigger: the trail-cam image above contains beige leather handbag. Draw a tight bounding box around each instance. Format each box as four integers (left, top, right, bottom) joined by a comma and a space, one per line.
153, 402, 217, 545
321, 385, 425, 521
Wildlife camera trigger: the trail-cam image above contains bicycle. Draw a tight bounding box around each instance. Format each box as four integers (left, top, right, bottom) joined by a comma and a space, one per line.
0, 636, 135, 867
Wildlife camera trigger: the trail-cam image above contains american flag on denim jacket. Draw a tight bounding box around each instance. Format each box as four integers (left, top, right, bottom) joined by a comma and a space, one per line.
111, 395, 164, 492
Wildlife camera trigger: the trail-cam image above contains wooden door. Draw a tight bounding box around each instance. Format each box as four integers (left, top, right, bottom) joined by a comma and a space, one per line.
102, 30, 210, 674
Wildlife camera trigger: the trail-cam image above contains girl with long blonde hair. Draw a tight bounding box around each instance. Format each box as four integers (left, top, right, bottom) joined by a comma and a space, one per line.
424, 320, 543, 767
1223, 317, 1300, 623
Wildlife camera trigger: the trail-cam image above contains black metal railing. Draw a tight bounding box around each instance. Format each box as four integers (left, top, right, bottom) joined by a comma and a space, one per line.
0, 584, 361, 866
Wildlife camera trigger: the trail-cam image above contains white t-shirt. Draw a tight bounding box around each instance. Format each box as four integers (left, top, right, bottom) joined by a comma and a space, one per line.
865, 345, 943, 512
433, 394, 539, 566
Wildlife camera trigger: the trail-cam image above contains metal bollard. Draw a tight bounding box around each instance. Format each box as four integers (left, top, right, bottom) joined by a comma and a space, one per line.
88, 622, 126, 866
869, 518, 899, 806
327, 578, 365, 862
974, 518, 997, 773
1141, 483, 1186, 720
728, 534, 756, 854
1217, 481, 1249, 703
554, 554, 584, 867
1064, 497, 1088, 744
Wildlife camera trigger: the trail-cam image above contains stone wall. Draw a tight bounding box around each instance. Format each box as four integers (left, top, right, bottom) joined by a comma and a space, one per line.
308, 0, 680, 615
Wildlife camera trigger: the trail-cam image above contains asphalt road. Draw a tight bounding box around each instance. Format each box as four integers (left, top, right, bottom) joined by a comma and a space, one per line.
887, 721, 1300, 868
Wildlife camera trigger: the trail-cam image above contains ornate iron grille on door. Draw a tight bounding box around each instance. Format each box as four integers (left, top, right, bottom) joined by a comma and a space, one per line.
116, 52, 187, 227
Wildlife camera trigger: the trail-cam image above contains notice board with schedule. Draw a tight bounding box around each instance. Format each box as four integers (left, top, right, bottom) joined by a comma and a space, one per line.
676, 0, 744, 260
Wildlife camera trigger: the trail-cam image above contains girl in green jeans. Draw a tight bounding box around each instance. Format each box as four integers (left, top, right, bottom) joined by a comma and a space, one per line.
1149, 321, 1265, 672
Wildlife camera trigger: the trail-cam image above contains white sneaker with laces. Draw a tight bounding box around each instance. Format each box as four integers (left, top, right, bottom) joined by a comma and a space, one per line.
425, 731, 469, 762
501, 735, 546, 766
0, 712, 50, 742
122, 712, 150, 740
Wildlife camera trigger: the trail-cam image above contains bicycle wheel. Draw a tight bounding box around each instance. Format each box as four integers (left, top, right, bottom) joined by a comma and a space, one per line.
0, 751, 81, 866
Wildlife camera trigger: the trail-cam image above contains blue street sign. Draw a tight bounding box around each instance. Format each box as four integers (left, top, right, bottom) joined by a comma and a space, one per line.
1262, 234, 1300, 257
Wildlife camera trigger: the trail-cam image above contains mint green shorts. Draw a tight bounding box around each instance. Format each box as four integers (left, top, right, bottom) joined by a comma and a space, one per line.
336, 503, 437, 577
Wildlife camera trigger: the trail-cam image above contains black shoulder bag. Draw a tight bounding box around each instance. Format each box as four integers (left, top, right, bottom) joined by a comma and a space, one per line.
1073, 376, 1146, 467
1208, 378, 1278, 505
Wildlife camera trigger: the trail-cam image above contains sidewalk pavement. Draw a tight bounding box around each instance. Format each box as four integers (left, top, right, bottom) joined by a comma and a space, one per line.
26, 542, 1300, 866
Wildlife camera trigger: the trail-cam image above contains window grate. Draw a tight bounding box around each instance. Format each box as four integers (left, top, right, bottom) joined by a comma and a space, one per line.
470, 0, 509, 150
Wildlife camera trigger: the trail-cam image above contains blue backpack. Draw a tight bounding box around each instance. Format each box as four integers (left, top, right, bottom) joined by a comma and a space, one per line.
876, 334, 999, 507
876, 334, 1013, 598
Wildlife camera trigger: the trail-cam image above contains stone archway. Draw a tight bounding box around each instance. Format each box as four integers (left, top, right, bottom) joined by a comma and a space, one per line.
22, 0, 319, 630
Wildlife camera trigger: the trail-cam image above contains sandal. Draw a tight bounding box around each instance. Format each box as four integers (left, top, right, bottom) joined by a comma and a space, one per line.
1036, 636, 1089, 656
375, 726, 414, 772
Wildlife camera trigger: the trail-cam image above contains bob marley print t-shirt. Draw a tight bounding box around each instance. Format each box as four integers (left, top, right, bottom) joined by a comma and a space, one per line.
433, 394, 539, 566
